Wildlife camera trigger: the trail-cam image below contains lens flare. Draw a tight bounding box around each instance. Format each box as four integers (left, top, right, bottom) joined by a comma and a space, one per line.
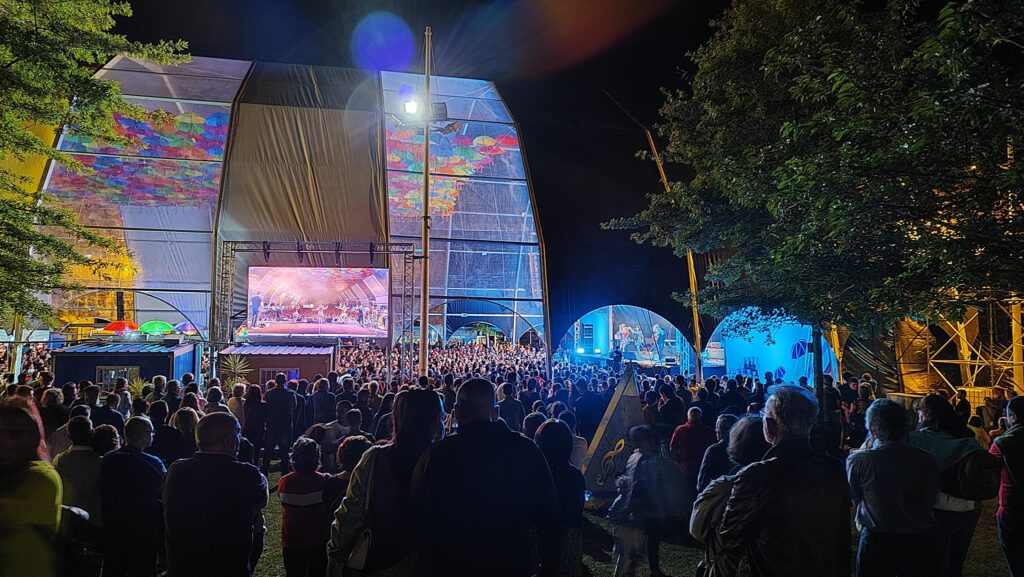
351, 12, 414, 71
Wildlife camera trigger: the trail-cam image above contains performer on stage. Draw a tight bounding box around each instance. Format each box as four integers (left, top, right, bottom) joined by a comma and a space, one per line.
249, 292, 262, 326
653, 323, 666, 360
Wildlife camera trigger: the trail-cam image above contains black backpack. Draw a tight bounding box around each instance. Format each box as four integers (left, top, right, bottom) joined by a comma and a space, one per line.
941, 449, 1001, 501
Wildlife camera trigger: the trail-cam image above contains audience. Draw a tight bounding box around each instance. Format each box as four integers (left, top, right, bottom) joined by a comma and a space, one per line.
695, 413, 739, 492
53, 415, 102, 523
278, 437, 341, 577
535, 418, 586, 577
991, 395, 1023, 577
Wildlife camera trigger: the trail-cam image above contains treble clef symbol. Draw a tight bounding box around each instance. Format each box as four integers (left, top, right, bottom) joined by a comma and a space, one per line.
595, 438, 626, 486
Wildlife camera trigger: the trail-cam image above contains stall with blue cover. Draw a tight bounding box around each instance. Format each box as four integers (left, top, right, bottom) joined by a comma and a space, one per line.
53, 342, 198, 386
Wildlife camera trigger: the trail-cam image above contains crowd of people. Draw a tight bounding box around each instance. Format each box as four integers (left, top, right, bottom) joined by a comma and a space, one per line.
0, 344, 1022, 577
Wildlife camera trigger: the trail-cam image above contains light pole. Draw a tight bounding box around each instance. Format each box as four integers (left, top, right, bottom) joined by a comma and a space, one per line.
418, 26, 432, 377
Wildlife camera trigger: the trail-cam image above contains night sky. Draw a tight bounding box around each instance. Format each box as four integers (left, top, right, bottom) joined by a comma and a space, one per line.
115, 0, 730, 343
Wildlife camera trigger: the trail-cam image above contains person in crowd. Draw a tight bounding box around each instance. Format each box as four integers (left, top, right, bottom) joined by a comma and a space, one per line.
657, 382, 686, 432
38, 387, 69, 440
991, 396, 1023, 577
719, 379, 746, 411
558, 410, 589, 468
641, 390, 661, 425
968, 415, 992, 448
243, 384, 268, 466
228, 383, 247, 424
813, 374, 845, 458
906, 394, 985, 577
170, 407, 201, 457
91, 392, 126, 438
289, 379, 308, 440
847, 399, 941, 577
163, 379, 182, 414
573, 382, 604, 442
265, 379, 297, 474
499, 382, 527, 433
53, 415, 102, 522
412, 378, 561, 577
147, 400, 184, 466
717, 385, 850, 577
979, 397, 1001, 431
691, 416, 771, 577
669, 406, 717, 495
92, 424, 120, 455
371, 392, 395, 437
535, 419, 586, 577
354, 388, 375, 429
310, 378, 337, 424
691, 387, 717, 423
344, 408, 375, 442
523, 411, 547, 440
100, 416, 165, 577
321, 402, 351, 473
130, 397, 149, 417
61, 381, 78, 407
334, 434, 372, 503
50, 404, 90, 458
74, 383, 102, 411
0, 397, 63, 577
278, 437, 342, 577
164, 412, 269, 577
329, 388, 443, 575
113, 377, 132, 415
954, 389, 972, 424
181, 391, 204, 416
696, 413, 739, 492
991, 416, 1009, 440
205, 386, 230, 414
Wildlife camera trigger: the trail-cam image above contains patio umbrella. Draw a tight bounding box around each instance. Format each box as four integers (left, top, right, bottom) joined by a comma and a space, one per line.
138, 320, 175, 335
174, 321, 205, 335
103, 320, 139, 333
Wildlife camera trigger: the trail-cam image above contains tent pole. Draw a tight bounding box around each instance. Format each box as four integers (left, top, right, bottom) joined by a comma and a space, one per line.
418, 26, 432, 377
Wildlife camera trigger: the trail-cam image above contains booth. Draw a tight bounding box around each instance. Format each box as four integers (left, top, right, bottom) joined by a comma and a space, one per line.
53, 342, 197, 386
218, 344, 335, 384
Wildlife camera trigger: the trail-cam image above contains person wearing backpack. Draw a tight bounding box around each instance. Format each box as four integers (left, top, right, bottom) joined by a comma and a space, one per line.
905, 394, 985, 577
990, 395, 1024, 577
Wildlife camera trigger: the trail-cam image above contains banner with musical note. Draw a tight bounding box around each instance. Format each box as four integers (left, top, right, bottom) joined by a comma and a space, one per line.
581, 363, 644, 494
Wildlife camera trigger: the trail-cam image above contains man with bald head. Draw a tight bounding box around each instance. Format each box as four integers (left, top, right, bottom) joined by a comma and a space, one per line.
413, 378, 561, 577
163, 412, 268, 577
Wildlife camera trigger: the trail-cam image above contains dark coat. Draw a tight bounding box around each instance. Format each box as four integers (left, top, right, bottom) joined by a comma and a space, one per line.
413, 420, 562, 577
163, 453, 268, 577
718, 439, 850, 577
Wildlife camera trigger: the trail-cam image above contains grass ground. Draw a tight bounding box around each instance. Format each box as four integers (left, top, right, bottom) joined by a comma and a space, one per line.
254, 472, 1008, 577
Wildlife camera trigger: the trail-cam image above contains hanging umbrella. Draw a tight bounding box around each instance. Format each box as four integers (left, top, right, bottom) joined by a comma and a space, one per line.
174, 321, 205, 335
138, 320, 175, 335
103, 320, 139, 333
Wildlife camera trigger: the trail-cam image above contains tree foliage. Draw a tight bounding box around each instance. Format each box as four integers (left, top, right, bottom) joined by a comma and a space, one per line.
609, 0, 1024, 333
0, 0, 186, 327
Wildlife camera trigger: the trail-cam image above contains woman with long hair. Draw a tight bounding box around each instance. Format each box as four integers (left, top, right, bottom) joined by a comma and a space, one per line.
906, 393, 983, 577
169, 407, 200, 457
0, 396, 62, 576
328, 388, 442, 576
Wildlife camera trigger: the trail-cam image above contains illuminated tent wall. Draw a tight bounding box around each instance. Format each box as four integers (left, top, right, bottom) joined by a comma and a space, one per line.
705, 309, 839, 383
380, 71, 545, 344
559, 305, 695, 371
42, 56, 251, 330
43, 57, 546, 343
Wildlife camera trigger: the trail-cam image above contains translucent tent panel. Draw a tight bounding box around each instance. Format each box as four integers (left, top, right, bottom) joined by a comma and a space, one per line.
382, 71, 544, 340
43, 56, 250, 330
385, 115, 525, 180
381, 71, 500, 100
60, 98, 230, 161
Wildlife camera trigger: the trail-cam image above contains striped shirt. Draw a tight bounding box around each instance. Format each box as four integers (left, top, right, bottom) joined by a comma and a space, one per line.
278, 471, 341, 548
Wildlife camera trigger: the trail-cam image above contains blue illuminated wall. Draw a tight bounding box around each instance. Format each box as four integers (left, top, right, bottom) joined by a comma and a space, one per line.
706, 309, 839, 382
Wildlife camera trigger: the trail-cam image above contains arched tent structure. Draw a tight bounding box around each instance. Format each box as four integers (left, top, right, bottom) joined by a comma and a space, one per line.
37, 57, 547, 346
558, 305, 695, 371
704, 308, 839, 383
448, 322, 507, 345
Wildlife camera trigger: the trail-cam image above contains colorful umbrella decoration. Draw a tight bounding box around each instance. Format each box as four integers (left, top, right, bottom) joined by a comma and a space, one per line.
103, 321, 139, 334
138, 320, 176, 335
174, 321, 205, 335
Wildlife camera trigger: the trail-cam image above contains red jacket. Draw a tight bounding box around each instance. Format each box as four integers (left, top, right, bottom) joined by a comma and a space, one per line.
278, 471, 341, 548
669, 421, 717, 477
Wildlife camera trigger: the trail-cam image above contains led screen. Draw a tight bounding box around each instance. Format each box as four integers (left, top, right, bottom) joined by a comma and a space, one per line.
247, 267, 389, 338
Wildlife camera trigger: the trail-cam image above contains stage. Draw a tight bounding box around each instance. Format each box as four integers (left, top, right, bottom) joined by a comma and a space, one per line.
247, 322, 385, 338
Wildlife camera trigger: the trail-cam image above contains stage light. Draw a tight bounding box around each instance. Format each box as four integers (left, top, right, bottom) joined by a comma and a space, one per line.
404, 99, 419, 115
594, 348, 602, 354
576, 347, 585, 354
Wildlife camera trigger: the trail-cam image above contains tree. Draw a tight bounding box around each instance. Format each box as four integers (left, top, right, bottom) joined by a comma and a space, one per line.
610, 0, 1024, 340
0, 0, 186, 327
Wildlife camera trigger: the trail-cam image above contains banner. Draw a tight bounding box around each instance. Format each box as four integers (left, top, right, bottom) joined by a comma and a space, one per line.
581, 363, 644, 494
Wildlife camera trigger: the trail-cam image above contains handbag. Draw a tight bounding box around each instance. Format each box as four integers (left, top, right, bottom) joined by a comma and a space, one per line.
346, 448, 379, 571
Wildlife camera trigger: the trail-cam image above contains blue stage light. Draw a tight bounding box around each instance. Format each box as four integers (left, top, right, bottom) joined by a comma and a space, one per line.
594, 348, 602, 354
576, 347, 585, 354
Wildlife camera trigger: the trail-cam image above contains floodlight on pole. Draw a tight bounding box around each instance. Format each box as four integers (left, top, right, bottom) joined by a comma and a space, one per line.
404, 98, 419, 115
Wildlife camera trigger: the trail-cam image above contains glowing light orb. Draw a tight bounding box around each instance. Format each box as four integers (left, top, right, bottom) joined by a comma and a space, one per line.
351, 12, 414, 71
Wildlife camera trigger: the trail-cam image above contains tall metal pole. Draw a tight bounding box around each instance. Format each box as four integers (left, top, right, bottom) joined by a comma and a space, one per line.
418, 26, 432, 377
605, 92, 703, 382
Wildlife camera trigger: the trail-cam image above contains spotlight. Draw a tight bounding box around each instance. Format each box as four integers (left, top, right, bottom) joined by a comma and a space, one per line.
576, 347, 585, 354
404, 99, 419, 115
594, 348, 602, 354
